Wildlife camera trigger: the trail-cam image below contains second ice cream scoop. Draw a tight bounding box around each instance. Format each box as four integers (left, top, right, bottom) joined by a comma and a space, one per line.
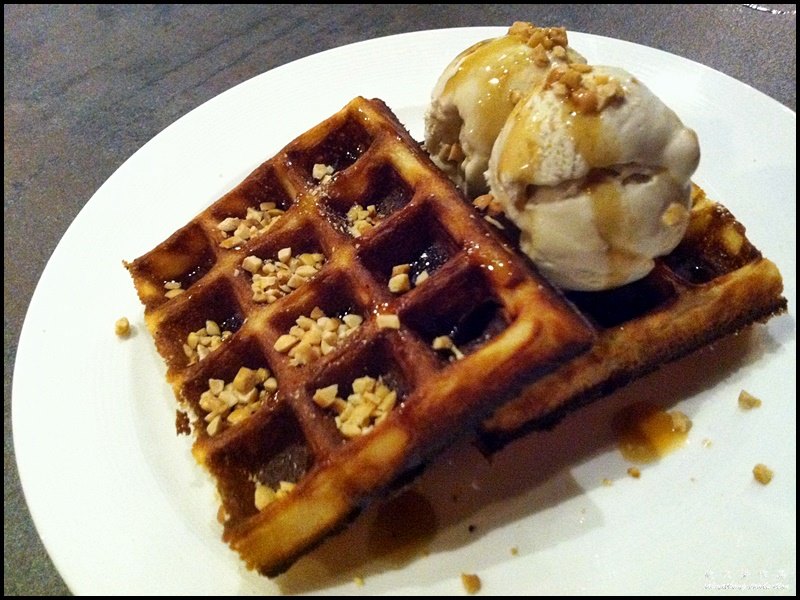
488, 64, 700, 291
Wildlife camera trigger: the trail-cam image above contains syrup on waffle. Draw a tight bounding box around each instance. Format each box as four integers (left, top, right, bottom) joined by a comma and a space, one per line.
480, 185, 787, 448
126, 97, 595, 575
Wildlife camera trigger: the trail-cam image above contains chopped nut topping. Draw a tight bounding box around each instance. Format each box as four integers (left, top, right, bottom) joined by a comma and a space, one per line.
217, 202, 285, 249
473, 193, 503, 216
627, 467, 641, 479
546, 63, 624, 113
182, 320, 233, 365
461, 573, 482, 595
313, 375, 398, 438
274, 307, 362, 366
254, 479, 296, 510
376, 313, 400, 330
198, 366, 276, 436
387, 263, 430, 294
312, 163, 335, 183
447, 142, 465, 162
243, 247, 325, 303
391, 263, 410, 276
432, 335, 465, 361
507, 21, 568, 52
752, 463, 774, 485
738, 390, 762, 410
571, 62, 593, 73
164, 280, 185, 299
531, 43, 549, 67
346, 203, 380, 238
115, 317, 131, 337
312, 384, 339, 408
388, 272, 411, 294
508, 21, 534, 37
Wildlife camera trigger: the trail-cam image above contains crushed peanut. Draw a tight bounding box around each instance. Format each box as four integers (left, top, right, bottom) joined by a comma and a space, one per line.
752, 463, 774, 485
387, 263, 431, 293
199, 366, 277, 436
447, 142, 465, 162
461, 573, 482, 595
114, 317, 131, 337
182, 320, 233, 365
254, 479, 296, 510
738, 390, 762, 410
507, 21, 568, 52
530, 42, 549, 67
383, 263, 410, 294
346, 203, 380, 238
217, 202, 285, 249
376, 313, 400, 330
312, 163, 335, 184
546, 63, 624, 113
274, 306, 362, 366
627, 467, 641, 479
313, 375, 398, 439
388, 272, 411, 294
472, 194, 503, 216
242, 247, 325, 303
432, 335, 465, 361
164, 280, 184, 299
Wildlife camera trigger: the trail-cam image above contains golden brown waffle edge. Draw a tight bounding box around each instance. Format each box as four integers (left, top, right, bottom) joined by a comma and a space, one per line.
478, 186, 787, 449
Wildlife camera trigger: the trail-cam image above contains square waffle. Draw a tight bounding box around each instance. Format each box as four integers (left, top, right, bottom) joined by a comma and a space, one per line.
126, 97, 595, 576
479, 185, 787, 448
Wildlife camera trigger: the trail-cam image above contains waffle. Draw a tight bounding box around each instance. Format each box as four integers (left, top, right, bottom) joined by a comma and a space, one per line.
125, 97, 595, 576
479, 185, 787, 448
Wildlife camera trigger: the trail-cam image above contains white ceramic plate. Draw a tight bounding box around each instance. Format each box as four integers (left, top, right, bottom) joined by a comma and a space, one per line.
14, 27, 796, 595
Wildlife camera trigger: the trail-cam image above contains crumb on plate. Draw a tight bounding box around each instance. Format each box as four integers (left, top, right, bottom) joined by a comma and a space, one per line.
461, 573, 481, 594
738, 389, 762, 410
753, 463, 773, 485
115, 316, 131, 336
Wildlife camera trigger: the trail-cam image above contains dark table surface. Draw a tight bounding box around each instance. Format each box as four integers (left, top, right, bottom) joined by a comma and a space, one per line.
4, 4, 796, 595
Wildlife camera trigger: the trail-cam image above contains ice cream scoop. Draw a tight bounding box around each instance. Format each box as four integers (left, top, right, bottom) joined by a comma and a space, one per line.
488, 64, 700, 291
425, 22, 585, 197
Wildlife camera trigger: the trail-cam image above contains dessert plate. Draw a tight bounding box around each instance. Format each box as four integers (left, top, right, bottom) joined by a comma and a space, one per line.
13, 27, 796, 595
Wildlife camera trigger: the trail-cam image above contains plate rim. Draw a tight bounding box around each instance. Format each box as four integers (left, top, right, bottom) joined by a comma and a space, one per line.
12, 25, 796, 595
